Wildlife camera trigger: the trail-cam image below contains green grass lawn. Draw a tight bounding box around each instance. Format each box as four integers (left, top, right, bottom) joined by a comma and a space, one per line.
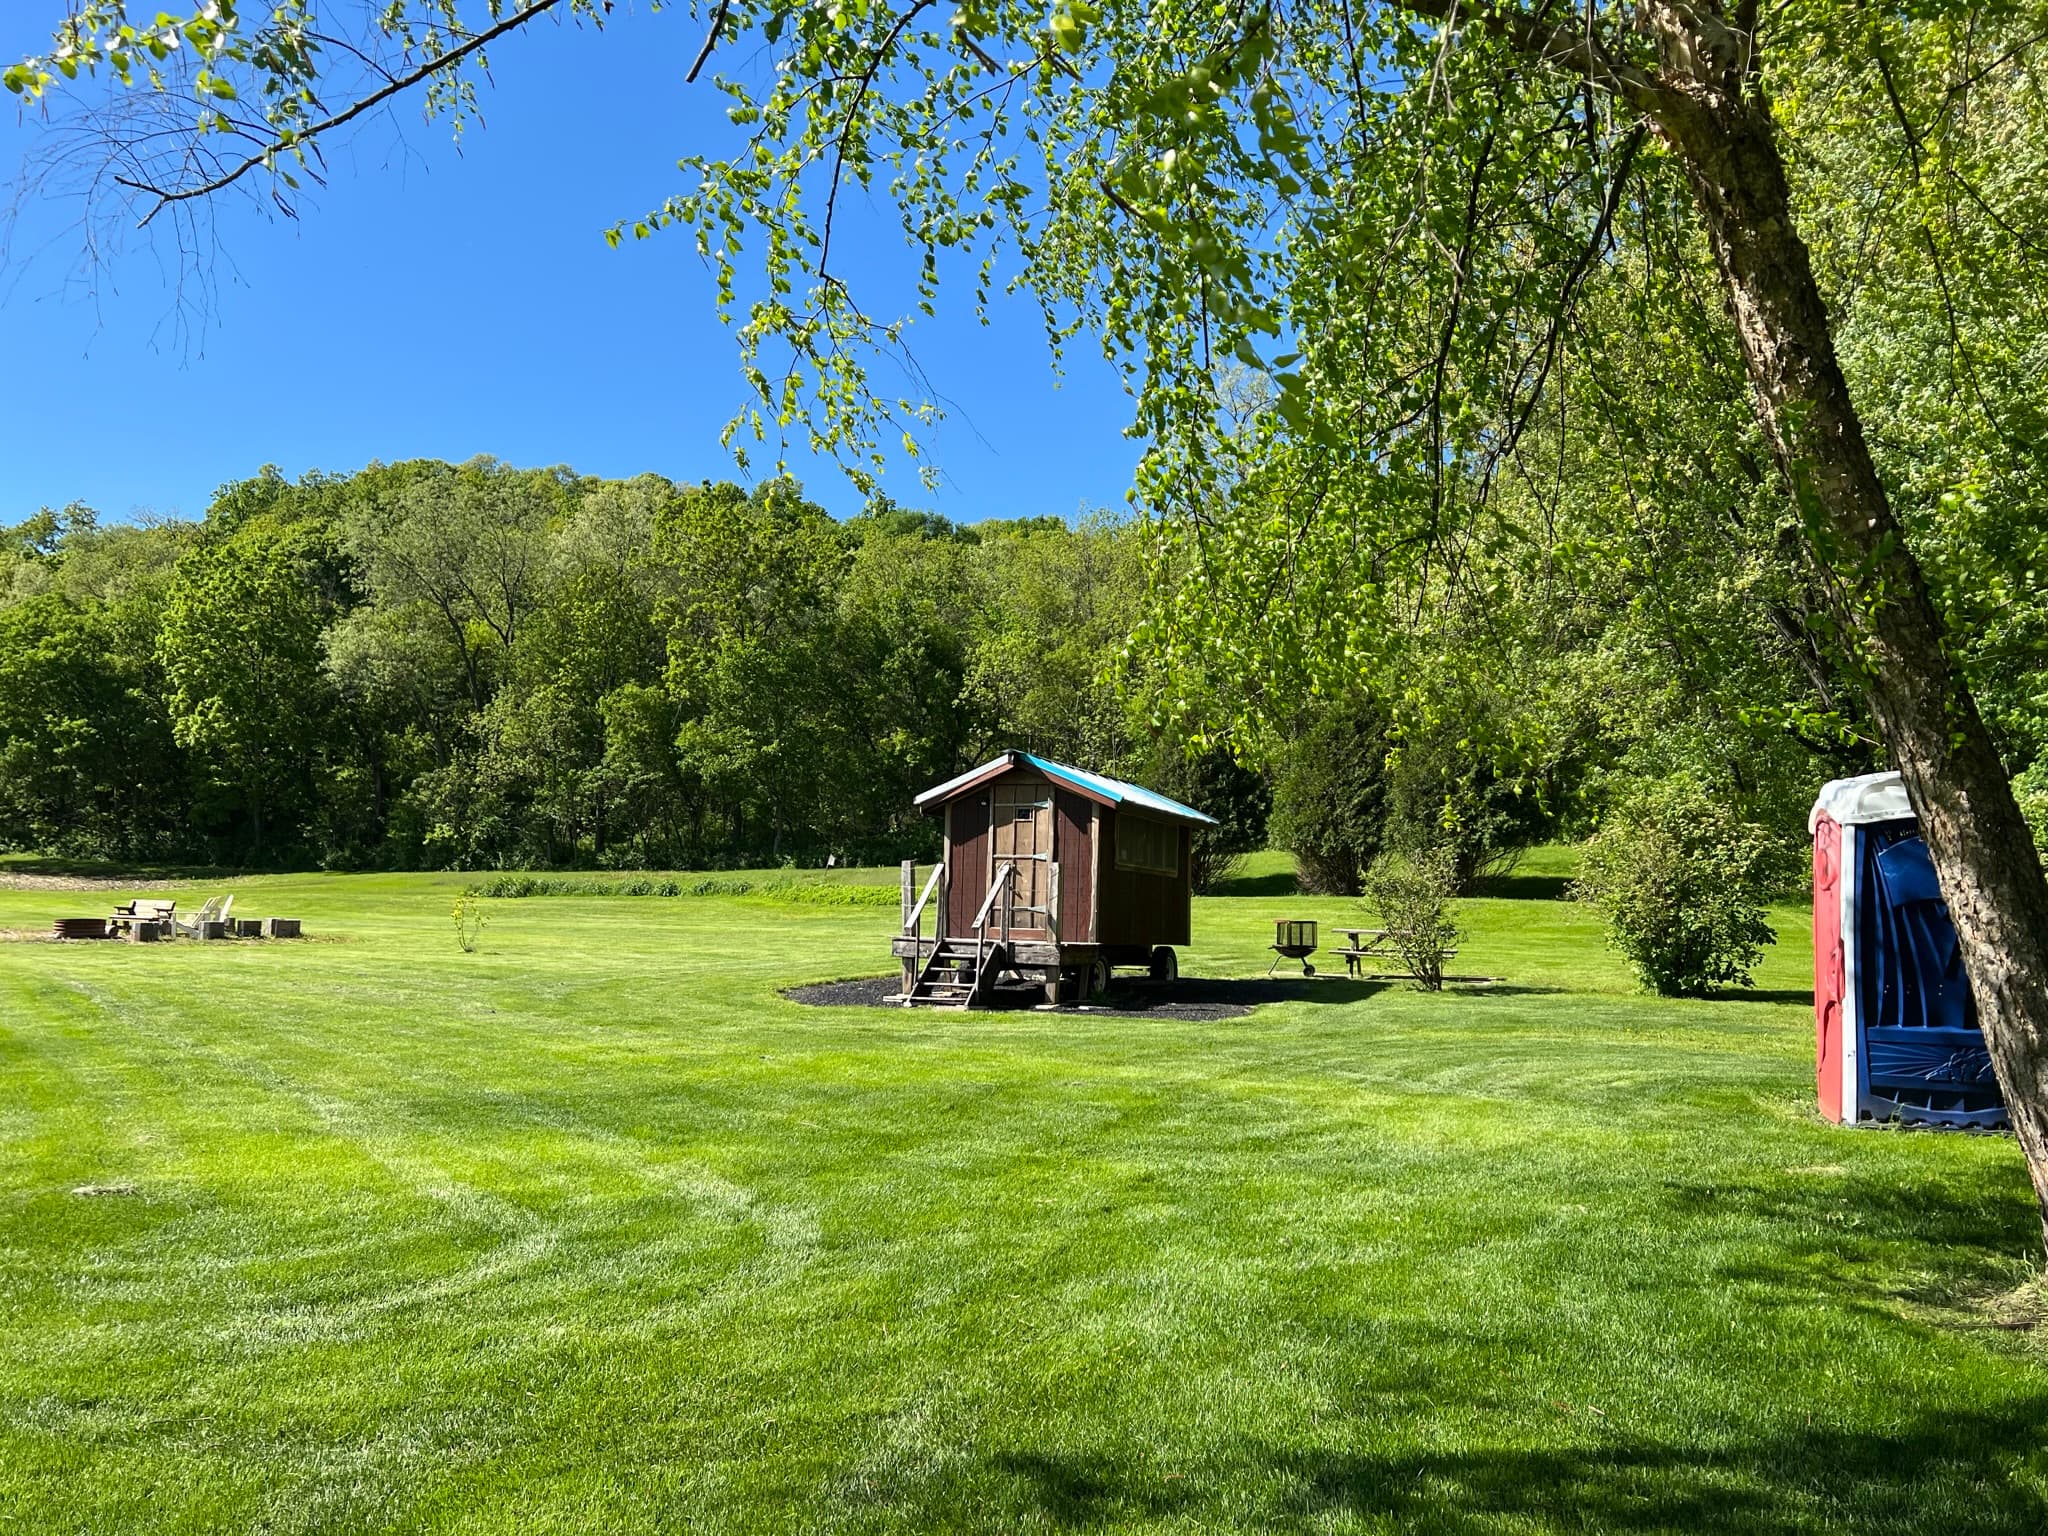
2, 855, 2044, 1533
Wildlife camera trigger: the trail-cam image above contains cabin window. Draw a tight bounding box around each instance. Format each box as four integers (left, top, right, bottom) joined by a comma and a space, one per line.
1116, 814, 1180, 877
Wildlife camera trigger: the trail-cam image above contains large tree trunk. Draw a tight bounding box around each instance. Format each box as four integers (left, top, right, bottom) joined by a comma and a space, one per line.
1643, 37, 2048, 1246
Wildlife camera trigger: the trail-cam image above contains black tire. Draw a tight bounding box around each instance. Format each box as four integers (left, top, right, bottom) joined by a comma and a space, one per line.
1086, 958, 1110, 1000
1304, 962, 1316, 976
1149, 946, 1178, 982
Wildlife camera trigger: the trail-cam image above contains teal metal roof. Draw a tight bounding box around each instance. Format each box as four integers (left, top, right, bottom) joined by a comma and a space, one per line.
915, 751, 1217, 826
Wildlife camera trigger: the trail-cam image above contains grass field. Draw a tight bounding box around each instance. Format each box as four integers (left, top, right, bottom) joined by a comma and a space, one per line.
2, 850, 2044, 1533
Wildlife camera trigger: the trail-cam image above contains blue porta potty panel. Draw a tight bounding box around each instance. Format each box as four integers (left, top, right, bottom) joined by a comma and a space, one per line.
1811, 773, 2006, 1129
1855, 824, 2004, 1126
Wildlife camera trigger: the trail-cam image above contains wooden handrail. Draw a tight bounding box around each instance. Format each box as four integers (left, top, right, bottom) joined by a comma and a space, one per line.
972, 859, 1016, 931
899, 860, 951, 1003
974, 859, 1018, 979
904, 861, 944, 935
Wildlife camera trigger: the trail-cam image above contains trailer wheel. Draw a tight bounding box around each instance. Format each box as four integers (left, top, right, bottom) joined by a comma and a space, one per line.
1086, 958, 1110, 1000
1149, 946, 1178, 982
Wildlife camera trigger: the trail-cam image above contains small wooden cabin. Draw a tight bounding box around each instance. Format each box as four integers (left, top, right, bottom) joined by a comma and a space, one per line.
892, 751, 1216, 1007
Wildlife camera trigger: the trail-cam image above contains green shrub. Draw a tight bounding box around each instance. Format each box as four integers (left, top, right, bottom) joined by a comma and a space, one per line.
471, 875, 543, 898
459, 873, 896, 903
1269, 699, 1389, 896
1573, 776, 1788, 996
451, 892, 487, 952
469, 875, 699, 898
750, 881, 899, 907
1361, 847, 1462, 991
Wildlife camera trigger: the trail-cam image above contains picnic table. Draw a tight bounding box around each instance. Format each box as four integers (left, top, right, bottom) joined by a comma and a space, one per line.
108, 899, 176, 937
1332, 927, 1459, 977
1332, 927, 1395, 977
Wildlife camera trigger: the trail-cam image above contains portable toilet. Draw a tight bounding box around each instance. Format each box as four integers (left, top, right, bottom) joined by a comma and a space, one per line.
1810, 772, 2004, 1128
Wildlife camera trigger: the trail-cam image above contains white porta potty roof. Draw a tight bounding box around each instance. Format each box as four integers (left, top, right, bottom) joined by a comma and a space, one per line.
1809, 771, 1915, 833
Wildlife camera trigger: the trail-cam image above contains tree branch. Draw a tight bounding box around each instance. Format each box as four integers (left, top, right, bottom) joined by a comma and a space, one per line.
1394, 0, 1663, 107
686, 0, 733, 85
113, 0, 571, 226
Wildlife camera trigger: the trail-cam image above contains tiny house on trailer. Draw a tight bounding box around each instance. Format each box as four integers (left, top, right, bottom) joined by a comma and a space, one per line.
892, 751, 1217, 1008
1811, 771, 2005, 1128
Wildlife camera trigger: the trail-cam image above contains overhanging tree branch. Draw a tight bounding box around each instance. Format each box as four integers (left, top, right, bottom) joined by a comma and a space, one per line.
112, 0, 571, 227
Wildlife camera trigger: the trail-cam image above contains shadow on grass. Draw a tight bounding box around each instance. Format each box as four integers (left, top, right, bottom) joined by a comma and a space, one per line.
994, 1452, 1190, 1525
1103, 977, 1389, 1011
1660, 1166, 2040, 1343
1207, 869, 1302, 897
1247, 1405, 2048, 1533
0, 854, 264, 882
1704, 987, 1815, 1006
967, 1398, 2048, 1532
1660, 1168, 2035, 1261
786, 975, 1388, 1016
1468, 872, 1576, 901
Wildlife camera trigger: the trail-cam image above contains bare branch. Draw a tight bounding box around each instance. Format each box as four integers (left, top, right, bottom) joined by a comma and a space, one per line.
114, 0, 572, 227
686, 0, 734, 85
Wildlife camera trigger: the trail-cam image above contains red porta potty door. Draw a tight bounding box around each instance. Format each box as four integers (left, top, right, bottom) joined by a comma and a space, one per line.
1812, 814, 1847, 1122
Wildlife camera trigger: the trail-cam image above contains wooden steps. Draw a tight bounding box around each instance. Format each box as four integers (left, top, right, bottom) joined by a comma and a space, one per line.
901, 939, 1005, 1009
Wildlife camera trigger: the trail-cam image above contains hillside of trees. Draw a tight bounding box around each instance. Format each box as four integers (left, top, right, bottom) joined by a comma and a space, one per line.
2, 464, 1155, 870
16, 446, 2034, 882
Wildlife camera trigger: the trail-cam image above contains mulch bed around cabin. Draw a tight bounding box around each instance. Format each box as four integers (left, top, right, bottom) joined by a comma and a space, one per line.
784, 974, 1383, 1020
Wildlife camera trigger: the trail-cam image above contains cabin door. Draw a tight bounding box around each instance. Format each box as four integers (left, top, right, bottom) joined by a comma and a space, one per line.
989, 784, 1054, 939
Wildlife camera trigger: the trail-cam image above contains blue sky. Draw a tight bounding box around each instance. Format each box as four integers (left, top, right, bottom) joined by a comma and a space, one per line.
0, 5, 1140, 525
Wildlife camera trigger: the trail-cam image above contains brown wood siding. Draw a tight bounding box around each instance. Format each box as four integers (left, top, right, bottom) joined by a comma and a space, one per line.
990, 780, 1054, 938
1094, 807, 1193, 948
946, 769, 1051, 933
945, 794, 991, 935
1053, 790, 1094, 942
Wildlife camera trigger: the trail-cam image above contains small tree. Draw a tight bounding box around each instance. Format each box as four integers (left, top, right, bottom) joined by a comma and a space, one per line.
1362, 848, 1462, 991
451, 891, 488, 953
1269, 699, 1389, 896
1574, 777, 1788, 997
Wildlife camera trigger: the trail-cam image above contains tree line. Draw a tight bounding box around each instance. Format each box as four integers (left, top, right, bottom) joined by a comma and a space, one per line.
1, 466, 1127, 870
15, 445, 2035, 887
0, 461, 1537, 877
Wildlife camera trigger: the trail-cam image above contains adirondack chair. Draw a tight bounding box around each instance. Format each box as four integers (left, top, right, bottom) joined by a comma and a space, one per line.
174, 896, 225, 939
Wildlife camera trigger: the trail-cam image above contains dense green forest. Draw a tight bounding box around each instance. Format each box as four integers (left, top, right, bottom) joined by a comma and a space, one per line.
1, 467, 1135, 870
8, 445, 2035, 880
